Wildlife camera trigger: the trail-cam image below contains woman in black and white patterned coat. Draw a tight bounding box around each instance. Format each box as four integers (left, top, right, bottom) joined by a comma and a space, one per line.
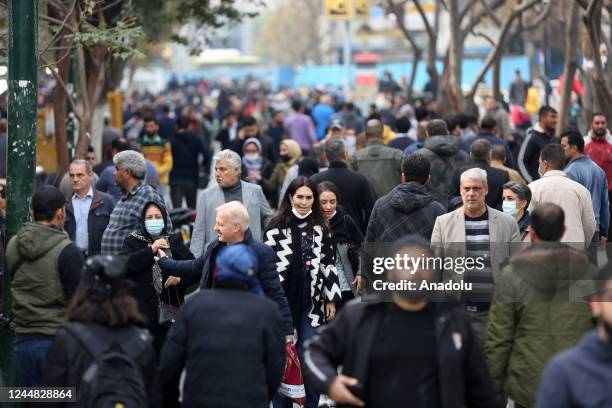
264, 176, 342, 408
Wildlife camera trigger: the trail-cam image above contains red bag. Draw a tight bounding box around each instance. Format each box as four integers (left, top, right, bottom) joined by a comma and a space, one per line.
278, 343, 306, 404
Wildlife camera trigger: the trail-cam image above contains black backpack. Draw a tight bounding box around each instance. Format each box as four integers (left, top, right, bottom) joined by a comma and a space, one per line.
62, 322, 150, 408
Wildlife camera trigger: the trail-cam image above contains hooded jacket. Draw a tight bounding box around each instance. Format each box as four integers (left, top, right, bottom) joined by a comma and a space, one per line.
7, 223, 84, 336
537, 330, 612, 408
416, 136, 465, 209
365, 182, 446, 243
349, 139, 404, 198
485, 243, 596, 407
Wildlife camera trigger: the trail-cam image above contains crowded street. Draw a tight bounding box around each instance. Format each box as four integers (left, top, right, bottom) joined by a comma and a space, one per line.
1, 0, 612, 407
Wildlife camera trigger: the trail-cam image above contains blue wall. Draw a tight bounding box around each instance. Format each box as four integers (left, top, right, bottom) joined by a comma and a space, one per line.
168, 55, 530, 92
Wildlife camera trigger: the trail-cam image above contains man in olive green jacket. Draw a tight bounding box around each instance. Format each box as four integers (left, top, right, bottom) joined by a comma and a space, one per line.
485, 203, 595, 408
6, 186, 83, 386
349, 119, 404, 198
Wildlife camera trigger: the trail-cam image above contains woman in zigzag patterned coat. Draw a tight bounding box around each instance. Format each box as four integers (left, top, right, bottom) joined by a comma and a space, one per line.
264, 176, 342, 408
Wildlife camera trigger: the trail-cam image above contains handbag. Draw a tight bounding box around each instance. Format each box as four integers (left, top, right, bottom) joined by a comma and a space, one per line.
159, 286, 181, 327
278, 343, 305, 404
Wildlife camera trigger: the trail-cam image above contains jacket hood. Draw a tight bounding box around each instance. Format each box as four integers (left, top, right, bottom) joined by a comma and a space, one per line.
508, 243, 593, 294
389, 183, 433, 213
423, 135, 458, 157
16, 223, 69, 261
580, 330, 612, 362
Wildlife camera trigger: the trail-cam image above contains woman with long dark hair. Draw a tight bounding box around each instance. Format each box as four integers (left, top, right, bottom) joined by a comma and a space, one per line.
317, 181, 364, 307
264, 176, 341, 408
43, 255, 160, 407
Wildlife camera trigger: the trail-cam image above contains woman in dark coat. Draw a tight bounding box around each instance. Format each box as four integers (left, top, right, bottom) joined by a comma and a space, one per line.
43, 255, 160, 407
317, 181, 364, 307
121, 200, 194, 354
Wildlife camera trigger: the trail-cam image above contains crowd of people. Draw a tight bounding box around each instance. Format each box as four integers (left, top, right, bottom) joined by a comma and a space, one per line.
4, 77, 612, 408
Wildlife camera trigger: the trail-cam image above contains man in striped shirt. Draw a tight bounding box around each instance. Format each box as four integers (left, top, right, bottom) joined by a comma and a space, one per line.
431, 167, 521, 340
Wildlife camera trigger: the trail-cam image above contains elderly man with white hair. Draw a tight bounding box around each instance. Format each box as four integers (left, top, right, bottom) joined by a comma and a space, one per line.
190, 149, 272, 256
431, 167, 521, 339
159, 201, 294, 337
101, 150, 169, 255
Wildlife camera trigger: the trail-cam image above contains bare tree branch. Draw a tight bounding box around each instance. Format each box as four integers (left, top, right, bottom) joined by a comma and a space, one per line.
40, 55, 83, 123
413, 0, 436, 40
479, 0, 503, 26
521, 1, 554, 30
39, 0, 77, 57
100, 0, 123, 12
39, 47, 72, 69
40, 14, 77, 32
461, 0, 505, 37
470, 29, 496, 45
388, 0, 422, 57
575, 0, 588, 8
468, 0, 541, 97
458, 0, 479, 24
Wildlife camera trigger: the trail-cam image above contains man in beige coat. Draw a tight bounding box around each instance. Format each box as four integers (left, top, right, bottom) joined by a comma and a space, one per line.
528, 144, 596, 245
431, 167, 521, 339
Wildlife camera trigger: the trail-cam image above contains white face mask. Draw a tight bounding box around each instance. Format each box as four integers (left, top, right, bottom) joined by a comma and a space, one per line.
292, 207, 312, 219
245, 153, 260, 161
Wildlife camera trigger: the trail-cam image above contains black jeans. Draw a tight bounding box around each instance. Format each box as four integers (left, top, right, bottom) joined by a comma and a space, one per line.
170, 179, 198, 209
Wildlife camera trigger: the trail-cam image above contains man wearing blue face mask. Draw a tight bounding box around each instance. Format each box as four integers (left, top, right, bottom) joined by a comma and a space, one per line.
121, 200, 194, 355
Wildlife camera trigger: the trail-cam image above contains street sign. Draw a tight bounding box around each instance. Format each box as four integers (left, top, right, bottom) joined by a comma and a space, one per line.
324, 0, 352, 20
354, 0, 370, 19
324, 0, 370, 20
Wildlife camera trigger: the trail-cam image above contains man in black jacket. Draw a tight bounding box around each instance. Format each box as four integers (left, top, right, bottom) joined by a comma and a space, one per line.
160, 243, 285, 408
365, 153, 445, 242
303, 236, 501, 408
158, 201, 294, 338
518, 106, 559, 182
229, 116, 278, 163
310, 137, 377, 234
452, 139, 509, 210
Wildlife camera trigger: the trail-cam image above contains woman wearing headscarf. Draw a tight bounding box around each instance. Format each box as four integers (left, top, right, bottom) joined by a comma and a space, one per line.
121, 200, 194, 354
241, 137, 274, 189
263, 139, 302, 207
264, 176, 341, 408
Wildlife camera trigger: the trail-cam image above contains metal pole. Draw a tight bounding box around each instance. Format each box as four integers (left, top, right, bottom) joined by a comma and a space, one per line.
1, 0, 38, 388
343, 20, 352, 97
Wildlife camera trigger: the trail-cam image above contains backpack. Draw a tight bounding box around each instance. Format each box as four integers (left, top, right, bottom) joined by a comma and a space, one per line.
62, 322, 150, 408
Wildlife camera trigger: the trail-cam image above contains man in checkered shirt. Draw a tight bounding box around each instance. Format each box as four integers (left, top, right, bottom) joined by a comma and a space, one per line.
101, 150, 171, 255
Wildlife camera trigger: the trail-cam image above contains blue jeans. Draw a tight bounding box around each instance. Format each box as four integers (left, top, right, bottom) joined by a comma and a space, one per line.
15, 338, 53, 387
273, 306, 320, 408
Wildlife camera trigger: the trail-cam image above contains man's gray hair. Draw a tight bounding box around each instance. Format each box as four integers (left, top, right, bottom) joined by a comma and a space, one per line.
214, 149, 242, 172
460, 167, 488, 188
324, 137, 347, 162
113, 150, 147, 180
216, 201, 250, 231
70, 159, 92, 174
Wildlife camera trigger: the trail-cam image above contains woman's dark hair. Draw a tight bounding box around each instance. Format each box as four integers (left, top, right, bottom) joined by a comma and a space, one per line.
267, 176, 327, 231
316, 181, 339, 198
66, 284, 144, 327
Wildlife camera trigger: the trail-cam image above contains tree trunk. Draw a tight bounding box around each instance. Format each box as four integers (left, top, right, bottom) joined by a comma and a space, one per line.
53, 49, 71, 180
406, 51, 421, 102
583, 0, 612, 123
493, 53, 502, 101
448, 0, 465, 112
557, 0, 580, 133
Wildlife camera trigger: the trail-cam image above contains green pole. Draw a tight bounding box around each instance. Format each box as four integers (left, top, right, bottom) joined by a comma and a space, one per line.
1, 0, 38, 388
